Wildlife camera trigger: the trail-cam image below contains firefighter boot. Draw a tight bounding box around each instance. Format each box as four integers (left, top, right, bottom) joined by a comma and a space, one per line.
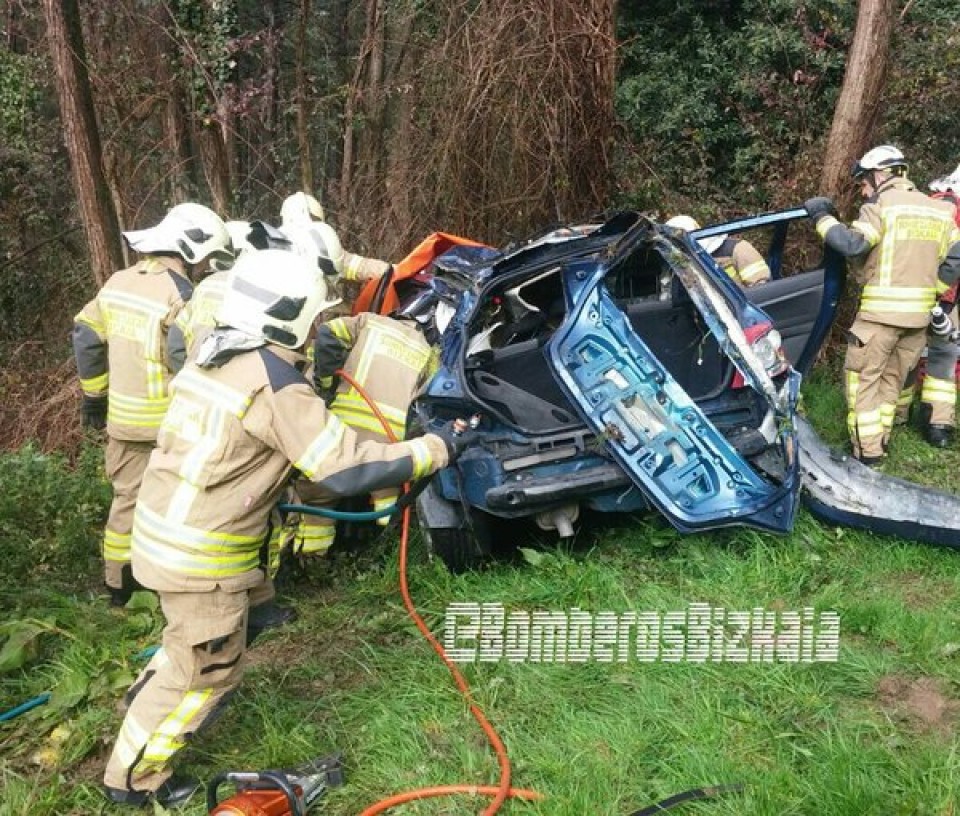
246, 601, 298, 646
927, 425, 954, 448
103, 774, 201, 808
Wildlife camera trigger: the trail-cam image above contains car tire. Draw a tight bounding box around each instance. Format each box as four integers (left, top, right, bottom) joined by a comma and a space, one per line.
425, 519, 493, 574
416, 478, 494, 573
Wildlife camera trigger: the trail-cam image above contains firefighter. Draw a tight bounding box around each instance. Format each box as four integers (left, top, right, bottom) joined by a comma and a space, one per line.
101, 249, 467, 808
665, 214, 771, 287
73, 203, 232, 606
805, 145, 960, 465
280, 190, 391, 284
914, 166, 960, 446
290, 297, 445, 559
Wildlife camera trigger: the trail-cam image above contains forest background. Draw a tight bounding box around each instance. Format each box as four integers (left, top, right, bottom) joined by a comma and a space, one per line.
2, 0, 960, 451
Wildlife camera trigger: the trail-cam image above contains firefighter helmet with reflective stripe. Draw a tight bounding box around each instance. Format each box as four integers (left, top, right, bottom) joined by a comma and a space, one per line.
852, 145, 907, 179
123, 203, 232, 268
283, 222, 344, 278
929, 164, 960, 194
217, 249, 341, 349
280, 192, 325, 227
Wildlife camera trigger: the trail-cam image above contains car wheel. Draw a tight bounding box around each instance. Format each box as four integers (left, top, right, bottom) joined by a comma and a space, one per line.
425, 519, 493, 574
416, 478, 494, 573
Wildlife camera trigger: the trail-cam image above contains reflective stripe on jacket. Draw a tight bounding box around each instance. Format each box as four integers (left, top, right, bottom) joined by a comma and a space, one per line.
73, 256, 193, 441
712, 237, 771, 287
173, 268, 230, 357
341, 251, 390, 283
131, 345, 448, 592
816, 177, 960, 328
313, 313, 434, 439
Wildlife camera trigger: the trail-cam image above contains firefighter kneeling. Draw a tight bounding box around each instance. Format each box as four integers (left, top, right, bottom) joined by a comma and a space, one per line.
102, 249, 467, 809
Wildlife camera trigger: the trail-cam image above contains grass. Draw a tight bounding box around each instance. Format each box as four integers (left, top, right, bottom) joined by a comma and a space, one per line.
3, 367, 960, 814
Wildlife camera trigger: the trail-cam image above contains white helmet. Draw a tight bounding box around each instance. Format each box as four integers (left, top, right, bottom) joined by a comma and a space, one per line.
280, 192, 325, 227
852, 145, 907, 179
123, 203, 232, 268
665, 215, 700, 232
216, 249, 341, 349
283, 222, 344, 278
665, 214, 726, 254
225, 220, 255, 255
929, 164, 960, 194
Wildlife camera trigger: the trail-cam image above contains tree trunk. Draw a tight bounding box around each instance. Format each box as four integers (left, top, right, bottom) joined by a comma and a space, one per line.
295, 0, 314, 193
820, 0, 897, 206
42, 0, 124, 286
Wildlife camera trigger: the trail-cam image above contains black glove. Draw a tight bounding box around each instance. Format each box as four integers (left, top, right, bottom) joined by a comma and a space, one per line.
81, 394, 108, 430
804, 196, 837, 222
433, 420, 478, 462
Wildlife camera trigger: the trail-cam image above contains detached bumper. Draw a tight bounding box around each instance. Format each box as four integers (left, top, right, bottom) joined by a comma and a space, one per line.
798, 416, 960, 549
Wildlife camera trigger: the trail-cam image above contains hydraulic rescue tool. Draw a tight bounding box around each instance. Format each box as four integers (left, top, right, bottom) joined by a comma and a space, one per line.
207, 753, 344, 816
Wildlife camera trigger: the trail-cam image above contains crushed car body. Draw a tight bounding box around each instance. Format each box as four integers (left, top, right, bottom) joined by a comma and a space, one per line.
366, 208, 960, 569
404, 209, 839, 569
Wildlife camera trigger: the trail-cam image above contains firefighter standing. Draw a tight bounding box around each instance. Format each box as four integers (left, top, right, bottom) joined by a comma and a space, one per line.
805, 145, 960, 465
101, 249, 467, 808
73, 203, 232, 605
665, 214, 771, 287
914, 165, 960, 446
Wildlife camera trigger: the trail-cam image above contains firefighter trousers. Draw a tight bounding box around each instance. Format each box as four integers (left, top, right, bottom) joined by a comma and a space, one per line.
103, 438, 155, 590
920, 327, 959, 427
895, 323, 958, 428
103, 586, 249, 792
844, 319, 926, 459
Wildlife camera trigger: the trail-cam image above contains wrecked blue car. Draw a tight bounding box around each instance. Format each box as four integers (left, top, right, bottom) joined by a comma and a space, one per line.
409, 208, 848, 571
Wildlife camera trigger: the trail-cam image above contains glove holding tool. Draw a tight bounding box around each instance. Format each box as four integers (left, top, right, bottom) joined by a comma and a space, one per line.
207, 753, 344, 816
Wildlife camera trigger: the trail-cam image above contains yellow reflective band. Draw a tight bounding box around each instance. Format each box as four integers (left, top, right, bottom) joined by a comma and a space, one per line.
100, 288, 171, 318
103, 529, 132, 562
174, 368, 252, 418
141, 689, 213, 765
815, 215, 841, 241
897, 387, 915, 406
331, 402, 405, 438
407, 438, 434, 479
132, 505, 264, 579
739, 260, 768, 283
295, 416, 347, 479
879, 403, 895, 430
80, 372, 109, 395
295, 522, 335, 555
845, 371, 860, 409
921, 376, 957, 404
861, 284, 936, 314
75, 313, 107, 338
341, 255, 363, 282
107, 391, 169, 428
333, 390, 408, 423
329, 319, 352, 345
849, 219, 881, 246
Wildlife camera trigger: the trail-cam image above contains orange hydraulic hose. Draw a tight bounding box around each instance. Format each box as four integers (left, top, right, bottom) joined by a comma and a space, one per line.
334, 370, 543, 815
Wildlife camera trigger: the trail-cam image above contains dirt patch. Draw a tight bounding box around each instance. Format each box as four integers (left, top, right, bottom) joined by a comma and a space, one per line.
881, 572, 957, 610
876, 675, 959, 735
